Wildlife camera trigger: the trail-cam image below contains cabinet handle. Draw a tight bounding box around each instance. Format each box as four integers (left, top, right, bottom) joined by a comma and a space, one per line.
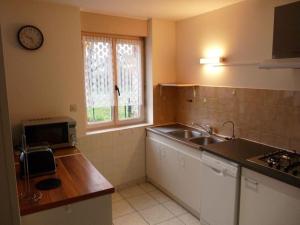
176, 154, 185, 167
245, 177, 258, 185
245, 177, 258, 190
210, 167, 225, 176
65, 204, 72, 214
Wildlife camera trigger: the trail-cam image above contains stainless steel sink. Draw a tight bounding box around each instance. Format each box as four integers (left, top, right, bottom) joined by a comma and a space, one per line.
151, 123, 227, 147
167, 129, 203, 139
188, 136, 223, 145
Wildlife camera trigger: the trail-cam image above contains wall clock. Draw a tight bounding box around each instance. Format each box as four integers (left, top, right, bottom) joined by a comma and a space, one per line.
17, 25, 44, 50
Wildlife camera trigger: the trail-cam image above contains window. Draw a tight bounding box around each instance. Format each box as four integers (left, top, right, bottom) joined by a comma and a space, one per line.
82, 33, 144, 129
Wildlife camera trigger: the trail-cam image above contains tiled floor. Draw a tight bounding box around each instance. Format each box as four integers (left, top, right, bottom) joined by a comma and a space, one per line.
112, 182, 201, 225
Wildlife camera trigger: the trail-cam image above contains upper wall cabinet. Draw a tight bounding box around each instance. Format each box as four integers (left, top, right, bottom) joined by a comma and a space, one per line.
260, 1, 300, 69
272, 1, 300, 59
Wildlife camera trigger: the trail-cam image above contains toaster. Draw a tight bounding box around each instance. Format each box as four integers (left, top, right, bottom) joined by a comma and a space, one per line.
20, 146, 56, 178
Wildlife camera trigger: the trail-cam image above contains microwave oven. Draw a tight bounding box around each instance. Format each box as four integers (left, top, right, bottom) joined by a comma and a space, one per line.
22, 117, 77, 149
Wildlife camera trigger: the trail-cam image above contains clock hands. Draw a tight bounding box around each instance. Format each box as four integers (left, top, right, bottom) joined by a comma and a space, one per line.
23, 34, 35, 46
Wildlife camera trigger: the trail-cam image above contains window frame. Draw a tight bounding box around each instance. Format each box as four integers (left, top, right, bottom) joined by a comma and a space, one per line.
82, 32, 146, 131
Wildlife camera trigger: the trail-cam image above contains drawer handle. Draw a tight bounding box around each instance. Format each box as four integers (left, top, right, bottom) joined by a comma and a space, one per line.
245, 177, 258, 190
245, 177, 258, 185
65, 204, 72, 213
210, 167, 225, 176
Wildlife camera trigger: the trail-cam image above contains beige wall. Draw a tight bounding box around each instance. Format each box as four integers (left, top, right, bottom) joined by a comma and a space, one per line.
0, 0, 86, 143
176, 0, 300, 91
150, 19, 177, 124
145, 20, 154, 124
81, 12, 148, 37
77, 126, 146, 187
151, 19, 177, 86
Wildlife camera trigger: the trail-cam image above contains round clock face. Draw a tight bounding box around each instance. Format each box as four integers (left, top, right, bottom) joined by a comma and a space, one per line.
18, 25, 44, 50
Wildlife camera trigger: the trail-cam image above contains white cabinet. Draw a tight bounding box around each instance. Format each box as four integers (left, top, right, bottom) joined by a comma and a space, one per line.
175, 150, 201, 213
21, 195, 112, 225
146, 132, 202, 215
146, 136, 178, 195
146, 137, 162, 184
239, 168, 300, 225
160, 143, 178, 195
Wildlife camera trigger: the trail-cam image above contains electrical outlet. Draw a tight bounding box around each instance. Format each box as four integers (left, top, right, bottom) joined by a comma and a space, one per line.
69, 104, 77, 112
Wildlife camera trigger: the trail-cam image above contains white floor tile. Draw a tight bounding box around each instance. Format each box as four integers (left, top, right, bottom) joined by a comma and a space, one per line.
163, 200, 187, 216
178, 213, 201, 225
148, 190, 171, 203
113, 212, 148, 225
158, 218, 185, 225
139, 182, 157, 192
140, 204, 175, 225
119, 185, 146, 198
127, 193, 159, 211
112, 192, 124, 203
112, 184, 200, 225
112, 200, 135, 218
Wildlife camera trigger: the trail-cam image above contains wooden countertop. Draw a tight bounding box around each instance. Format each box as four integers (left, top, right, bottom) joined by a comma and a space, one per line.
15, 148, 114, 216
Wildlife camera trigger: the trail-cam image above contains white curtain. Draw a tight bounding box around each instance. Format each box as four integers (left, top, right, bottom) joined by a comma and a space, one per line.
116, 38, 143, 120
82, 35, 114, 122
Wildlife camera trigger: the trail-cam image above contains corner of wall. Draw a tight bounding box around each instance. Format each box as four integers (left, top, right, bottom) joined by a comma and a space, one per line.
145, 19, 154, 124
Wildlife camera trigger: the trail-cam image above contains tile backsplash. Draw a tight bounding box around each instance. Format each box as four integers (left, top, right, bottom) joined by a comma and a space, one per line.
154, 85, 177, 124
159, 86, 300, 151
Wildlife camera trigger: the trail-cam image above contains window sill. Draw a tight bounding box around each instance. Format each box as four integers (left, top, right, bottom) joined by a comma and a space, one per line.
85, 122, 153, 136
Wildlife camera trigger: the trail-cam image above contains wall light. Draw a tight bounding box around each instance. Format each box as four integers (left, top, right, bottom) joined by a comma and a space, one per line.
200, 57, 225, 65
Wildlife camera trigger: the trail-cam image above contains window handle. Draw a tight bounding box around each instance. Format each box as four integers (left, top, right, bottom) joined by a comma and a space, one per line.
115, 85, 120, 96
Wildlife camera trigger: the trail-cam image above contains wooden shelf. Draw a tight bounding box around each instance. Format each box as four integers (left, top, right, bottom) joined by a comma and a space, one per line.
158, 83, 199, 97
159, 83, 199, 87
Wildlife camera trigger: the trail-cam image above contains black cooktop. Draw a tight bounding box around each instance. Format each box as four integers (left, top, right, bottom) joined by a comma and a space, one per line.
247, 150, 300, 179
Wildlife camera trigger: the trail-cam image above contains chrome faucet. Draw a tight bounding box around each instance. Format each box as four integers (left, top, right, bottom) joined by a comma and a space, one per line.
191, 122, 213, 135
223, 120, 235, 139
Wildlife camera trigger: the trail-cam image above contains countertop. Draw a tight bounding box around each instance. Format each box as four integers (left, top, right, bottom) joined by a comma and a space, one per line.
15, 148, 114, 216
147, 124, 300, 189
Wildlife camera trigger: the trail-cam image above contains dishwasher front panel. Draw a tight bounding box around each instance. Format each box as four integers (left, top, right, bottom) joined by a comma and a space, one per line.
200, 152, 240, 225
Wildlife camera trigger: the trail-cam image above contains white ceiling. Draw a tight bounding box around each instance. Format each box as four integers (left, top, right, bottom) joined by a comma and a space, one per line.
37, 0, 244, 21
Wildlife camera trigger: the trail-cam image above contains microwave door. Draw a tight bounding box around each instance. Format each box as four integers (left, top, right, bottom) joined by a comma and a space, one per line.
25, 122, 69, 148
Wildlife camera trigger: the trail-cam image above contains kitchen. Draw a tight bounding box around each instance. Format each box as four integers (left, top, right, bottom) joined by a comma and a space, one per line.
0, 0, 300, 225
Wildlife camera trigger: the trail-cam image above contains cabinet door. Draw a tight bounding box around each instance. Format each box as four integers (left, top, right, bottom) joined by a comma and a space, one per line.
146, 137, 161, 184
239, 168, 300, 225
21, 195, 112, 225
146, 133, 202, 215
160, 143, 179, 195
176, 150, 201, 214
